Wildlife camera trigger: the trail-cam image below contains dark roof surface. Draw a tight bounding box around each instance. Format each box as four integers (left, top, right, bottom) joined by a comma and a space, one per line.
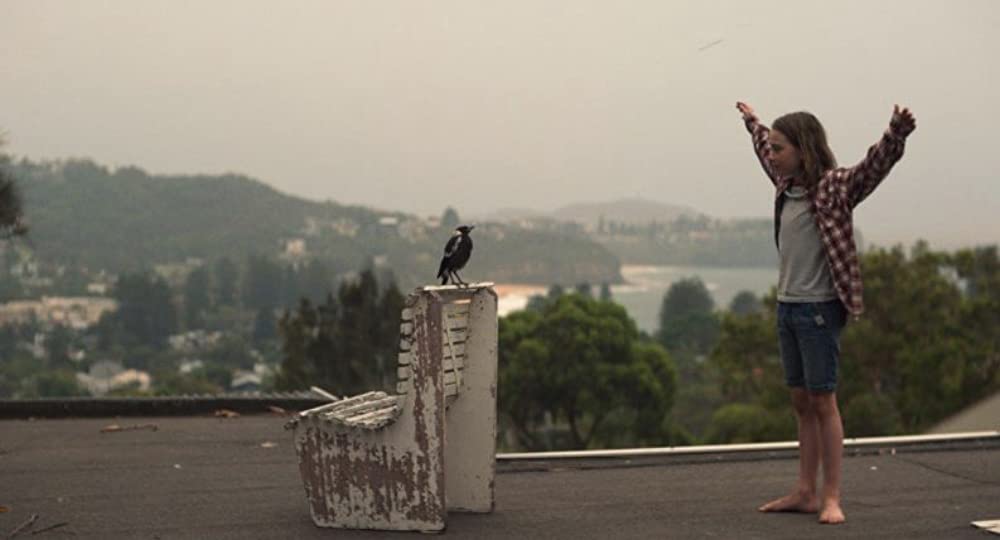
2, 415, 998, 539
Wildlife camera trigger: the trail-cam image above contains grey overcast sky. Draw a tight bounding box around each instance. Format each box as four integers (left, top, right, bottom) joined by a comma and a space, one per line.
2, 1, 998, 248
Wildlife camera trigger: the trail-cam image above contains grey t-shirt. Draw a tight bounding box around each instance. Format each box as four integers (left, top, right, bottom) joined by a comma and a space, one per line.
777, 186, 838, 303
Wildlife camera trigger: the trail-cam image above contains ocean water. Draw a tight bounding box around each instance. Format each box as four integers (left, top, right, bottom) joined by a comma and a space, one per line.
496, 265, 777, 333
611, 265, 776, 333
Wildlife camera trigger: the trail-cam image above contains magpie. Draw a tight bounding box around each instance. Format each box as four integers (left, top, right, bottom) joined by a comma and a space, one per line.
436, 225, 474, 286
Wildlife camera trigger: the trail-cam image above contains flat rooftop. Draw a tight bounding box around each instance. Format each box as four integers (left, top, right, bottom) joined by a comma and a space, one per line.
2, 414, 999, 539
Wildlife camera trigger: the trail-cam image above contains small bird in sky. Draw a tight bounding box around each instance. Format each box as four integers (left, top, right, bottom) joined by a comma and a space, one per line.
697, 38, 724, 52
437, 225, 474, 286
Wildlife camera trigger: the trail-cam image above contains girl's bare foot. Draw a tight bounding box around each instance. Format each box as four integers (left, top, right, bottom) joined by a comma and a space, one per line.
758, 492, 819, 513
819, 500, 846, 524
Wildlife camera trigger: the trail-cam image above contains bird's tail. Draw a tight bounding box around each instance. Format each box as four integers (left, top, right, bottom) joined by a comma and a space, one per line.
436, 260, 447, 284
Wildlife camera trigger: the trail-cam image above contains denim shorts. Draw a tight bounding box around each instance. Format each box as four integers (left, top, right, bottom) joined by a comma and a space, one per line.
776, 299, 847, 393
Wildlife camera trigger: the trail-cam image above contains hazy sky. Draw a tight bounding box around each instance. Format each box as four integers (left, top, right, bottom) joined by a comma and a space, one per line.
3, 1, 998, 248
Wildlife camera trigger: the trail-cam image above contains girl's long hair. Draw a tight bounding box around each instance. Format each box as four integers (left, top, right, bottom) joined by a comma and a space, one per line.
772, 112, 837, 192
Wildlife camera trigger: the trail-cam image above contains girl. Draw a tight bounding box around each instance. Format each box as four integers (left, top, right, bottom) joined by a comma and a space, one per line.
735, 101, 916, 524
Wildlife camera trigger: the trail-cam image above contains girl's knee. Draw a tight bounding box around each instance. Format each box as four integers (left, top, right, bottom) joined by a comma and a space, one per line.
791, 388, 812, 414
807, 392, 838, 415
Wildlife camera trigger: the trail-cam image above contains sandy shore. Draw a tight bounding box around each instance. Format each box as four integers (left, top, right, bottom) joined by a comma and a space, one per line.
493, 283, 549, 297
492, 283, 548, 316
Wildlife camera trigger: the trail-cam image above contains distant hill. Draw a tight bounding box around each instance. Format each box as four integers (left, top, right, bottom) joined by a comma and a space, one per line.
13, 158, 622, 287
477, 207, 548, 223
478, 198, 703, 228
592, 217, 778, 267
477, 198, 776, 267
551, 198, 701, 226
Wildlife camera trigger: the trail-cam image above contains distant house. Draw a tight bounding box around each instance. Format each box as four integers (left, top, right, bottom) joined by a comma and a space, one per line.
168, 330, 222, 352
86, 282, 109, 295
398, 219, 430, 243
76, 360, 150, 396
306, 216, 363, 238
179, 359, 205, 374
378, 216, 400, 232
230, 371, 262, 393
331, 218, 360, 237
44, 297, 118, 329
109, 369, 152, 393
253, 362, 273, 378
24, 333, 46, 359
154, 258, 204, 289
282, 238, 308, 260
9, 258, 40, 279
85, 269, 115, 296
88, 360, 124, 380
0, 297, 118, 329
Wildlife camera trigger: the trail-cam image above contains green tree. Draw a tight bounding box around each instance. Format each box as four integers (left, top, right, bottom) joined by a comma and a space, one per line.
499, 294, 680, 450
702, 305, 794, 442
658, 277, 714, 326
196, 364, 234, 390
275, 270, 404, 395
183, 266, 211, 329
27, 370, 89, 398
950, 246, 1000, 400
708, 309, 782, 406
275, 299, 316, 391
253, 306, 277, 344
525, 294, 549, 312
214, 257, 239, 306
728, 290, 761, 315
282, 264, 301, 307
112, 272, 178, 348
0, 350, 46, 398
705, 244, 1000, 443
704, 403, 793, 444
599, 282, 613, 302
842, 393, 903, 437
300, 258, 333, 303
154, 372, 223, 396
203, 334, 257, 371
656, 277, 719, 355
46, 324, 74, 370
374, 278, 406, 387
0, 136, 28, 239
839, 245, 999, 433
242, 254, 283, 310
441, 207, 460, 230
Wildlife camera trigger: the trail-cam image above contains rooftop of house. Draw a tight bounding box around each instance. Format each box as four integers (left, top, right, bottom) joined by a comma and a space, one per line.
2, 405, 999, 539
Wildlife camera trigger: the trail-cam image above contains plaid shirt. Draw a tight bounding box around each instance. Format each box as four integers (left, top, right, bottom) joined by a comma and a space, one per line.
744, 117, 910, 317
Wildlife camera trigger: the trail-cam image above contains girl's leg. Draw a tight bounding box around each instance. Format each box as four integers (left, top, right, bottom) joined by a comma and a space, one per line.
795, 388, 822, 497
758, 387, 820, 513
811, 391, 845, 524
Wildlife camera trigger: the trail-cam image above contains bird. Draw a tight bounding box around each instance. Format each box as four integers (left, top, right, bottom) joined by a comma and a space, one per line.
436, 225, 474, 286
697, 38, 724, 52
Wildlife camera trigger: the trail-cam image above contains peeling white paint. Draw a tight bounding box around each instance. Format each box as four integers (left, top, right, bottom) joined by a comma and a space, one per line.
289, 284, 498, 531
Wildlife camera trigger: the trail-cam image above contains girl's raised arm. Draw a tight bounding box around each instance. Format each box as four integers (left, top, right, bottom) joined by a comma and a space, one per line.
737, 101, 778, 184
842, 105, 916, 207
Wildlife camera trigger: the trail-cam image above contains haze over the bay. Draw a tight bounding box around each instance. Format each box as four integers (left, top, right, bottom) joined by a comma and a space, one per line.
3, 0, 998, 248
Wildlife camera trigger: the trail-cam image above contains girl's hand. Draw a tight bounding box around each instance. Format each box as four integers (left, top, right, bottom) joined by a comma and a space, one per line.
736, 101, 757, 123
890, 105, 916, 137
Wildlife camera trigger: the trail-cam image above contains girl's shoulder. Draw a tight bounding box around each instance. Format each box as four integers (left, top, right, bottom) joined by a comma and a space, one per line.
815, 168, 853, 202
819, 167, 852, 186
826, 167, 852, 179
